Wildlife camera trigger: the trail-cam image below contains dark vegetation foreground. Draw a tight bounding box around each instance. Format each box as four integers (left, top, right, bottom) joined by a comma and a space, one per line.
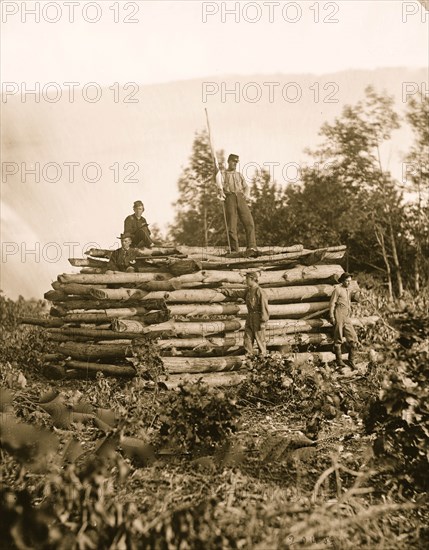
1, 294, 428, 549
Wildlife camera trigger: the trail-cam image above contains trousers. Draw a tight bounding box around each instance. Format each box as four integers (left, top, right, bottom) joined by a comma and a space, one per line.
224, 193, 256, 251
244, 313, 266, 354
333, 306, 358, 345
133, 227, 152, 248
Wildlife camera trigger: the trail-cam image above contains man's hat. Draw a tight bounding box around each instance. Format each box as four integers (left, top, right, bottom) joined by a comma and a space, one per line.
117, 232, 133, 241
228, 154, 239, 163
245, 271, 259, 281
133, 200, 144, 208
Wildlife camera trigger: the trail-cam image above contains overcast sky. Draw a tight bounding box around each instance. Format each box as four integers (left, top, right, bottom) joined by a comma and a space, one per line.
2, 0, 428, 85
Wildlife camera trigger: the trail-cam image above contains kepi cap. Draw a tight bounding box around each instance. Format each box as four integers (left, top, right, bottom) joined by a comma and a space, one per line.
245, 271, 259, 281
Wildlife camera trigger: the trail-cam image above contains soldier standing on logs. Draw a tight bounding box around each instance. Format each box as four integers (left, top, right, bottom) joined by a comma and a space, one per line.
218, 154, 258, 257
124, 200, 152, 248
329, 272, 359, 368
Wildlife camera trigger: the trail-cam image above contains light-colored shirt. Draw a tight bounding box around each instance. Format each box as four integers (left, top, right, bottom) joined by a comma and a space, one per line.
329, 285, 352, 317
220, 170, 247, 194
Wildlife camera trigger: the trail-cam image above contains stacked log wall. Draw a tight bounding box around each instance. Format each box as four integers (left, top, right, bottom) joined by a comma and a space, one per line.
22, 244, 376, 386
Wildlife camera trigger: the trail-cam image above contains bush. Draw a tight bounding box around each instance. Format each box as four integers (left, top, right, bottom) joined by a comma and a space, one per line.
158, 381, 240, 454
364, 313, 429, 492
238, 353, 294, 405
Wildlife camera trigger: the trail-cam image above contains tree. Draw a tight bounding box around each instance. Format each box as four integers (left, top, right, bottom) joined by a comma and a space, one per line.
169, 130, 226, 247
404, 94, 429, 292
303, 86, 406, 299
248, 169, 287, 246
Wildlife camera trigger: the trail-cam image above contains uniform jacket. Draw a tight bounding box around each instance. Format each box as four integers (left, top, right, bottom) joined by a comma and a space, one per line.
107, 247, 139, 272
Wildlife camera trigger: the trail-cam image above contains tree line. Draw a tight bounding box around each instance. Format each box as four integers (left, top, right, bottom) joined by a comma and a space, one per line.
169, 87, 428, 299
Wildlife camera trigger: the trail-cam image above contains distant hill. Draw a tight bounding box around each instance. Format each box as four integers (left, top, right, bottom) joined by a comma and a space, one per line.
1, 67, 426, 299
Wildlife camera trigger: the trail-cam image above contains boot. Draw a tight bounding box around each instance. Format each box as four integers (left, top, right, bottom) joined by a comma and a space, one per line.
334, 344, 346, 367
348, 344, 357, 369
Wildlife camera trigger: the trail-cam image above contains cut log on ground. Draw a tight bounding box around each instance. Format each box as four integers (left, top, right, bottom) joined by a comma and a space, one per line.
65, 360, 135, 377
164, 372, 246, 389
162, 355, 244, 373
57, 342, 133, 360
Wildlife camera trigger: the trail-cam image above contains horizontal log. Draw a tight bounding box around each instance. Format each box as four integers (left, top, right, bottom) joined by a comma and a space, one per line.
47, 327, 142, 340
79, 268, 107, 274
90, 288, 149, 301
19, 316, 64, 328
47, 333, 92, 343
198, 248, 346, 270
134, 258, 203, 276
44, 290, 69, 302
49, 299, 167, 312
162, 355, 244, 374
52, 282, 107, 296
150, 284, 356, 305
111, 320, 175, 336
175, 264, 343, 287
69, 258, 109, 268
62, 309, 169, 325
176, 245, 304, 256
57, 342, 132, 360
113, 319, 242, 336
167, 302, 329, 318
164, 372, 246, 389
167, 303, 242, 317
84, 248, 113, 258
65, 360, 135, 377
58, 272, 172, 284
85, 247, 180, 258
158, 332, 333, 350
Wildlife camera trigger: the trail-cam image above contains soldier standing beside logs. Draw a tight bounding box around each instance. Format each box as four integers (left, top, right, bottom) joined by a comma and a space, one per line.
329, 272, 359, 368
220, 272, 269, 354
124, 200, 152, 248
243, 272, 269, 355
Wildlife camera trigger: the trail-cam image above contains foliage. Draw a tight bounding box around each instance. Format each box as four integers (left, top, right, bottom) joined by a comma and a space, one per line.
364, 312, 429, 491
239, 353, 294, 404
169, 130, 227, 247
0, 293, 54, 376
0, 292, 47, 331
128, 339, 166, 389
138, 498, 237, 549
158, 380, 240, 453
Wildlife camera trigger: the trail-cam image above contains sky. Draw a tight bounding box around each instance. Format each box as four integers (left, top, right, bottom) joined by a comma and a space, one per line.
1, 0, 428, 299
1, 0, 428, 85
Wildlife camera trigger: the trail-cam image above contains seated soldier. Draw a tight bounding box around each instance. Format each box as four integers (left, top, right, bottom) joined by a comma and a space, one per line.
106, 233, 139, 273
124, 200, 152, 248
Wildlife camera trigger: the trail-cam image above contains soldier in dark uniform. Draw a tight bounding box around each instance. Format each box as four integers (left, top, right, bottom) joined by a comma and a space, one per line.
217, 154, 257, 256
124, 200, 152, 248
106, 233, 139, 272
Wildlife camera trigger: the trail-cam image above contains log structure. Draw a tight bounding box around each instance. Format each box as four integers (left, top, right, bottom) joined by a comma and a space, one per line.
23, 243, 377, 385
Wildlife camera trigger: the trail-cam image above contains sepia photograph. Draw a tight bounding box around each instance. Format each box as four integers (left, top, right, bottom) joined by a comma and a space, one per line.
1, 0, 428, 547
